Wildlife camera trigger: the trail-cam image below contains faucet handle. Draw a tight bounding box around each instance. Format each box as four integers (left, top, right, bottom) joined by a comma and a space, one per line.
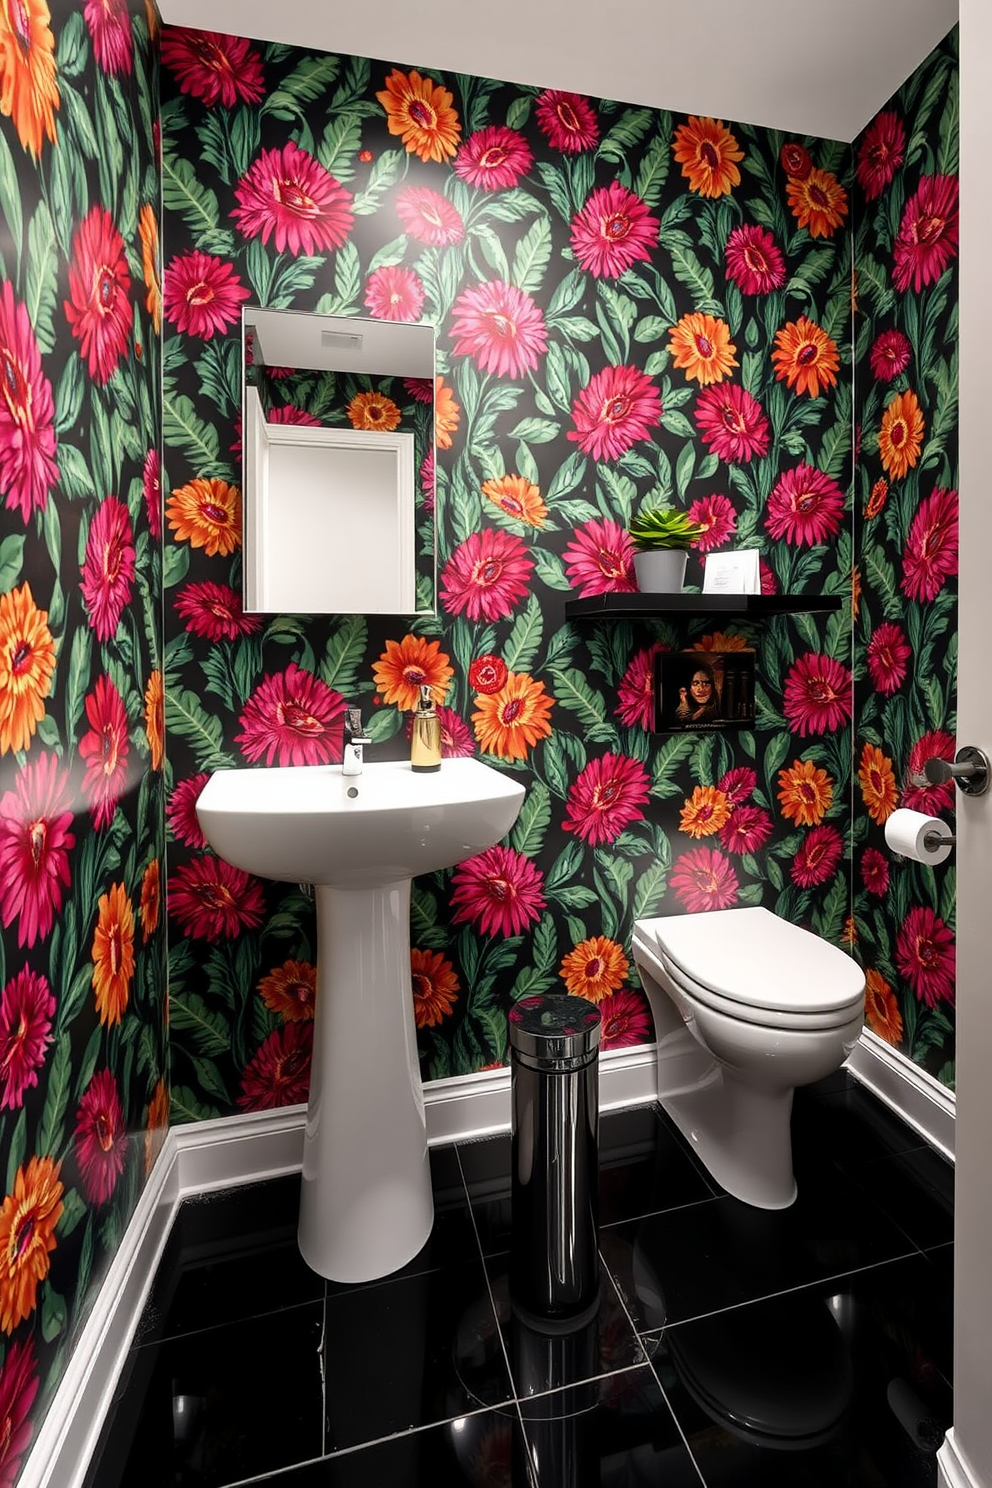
345, 706, 371, 744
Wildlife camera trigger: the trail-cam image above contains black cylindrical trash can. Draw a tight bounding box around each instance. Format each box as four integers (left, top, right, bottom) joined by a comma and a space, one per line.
508, 994, 601, 1321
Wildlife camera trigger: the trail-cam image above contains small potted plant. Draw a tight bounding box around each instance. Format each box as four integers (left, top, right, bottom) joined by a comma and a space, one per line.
628, 506, 705, 593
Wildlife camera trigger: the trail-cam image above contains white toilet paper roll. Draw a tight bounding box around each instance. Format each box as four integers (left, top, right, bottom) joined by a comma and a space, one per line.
884, 808, 953, 865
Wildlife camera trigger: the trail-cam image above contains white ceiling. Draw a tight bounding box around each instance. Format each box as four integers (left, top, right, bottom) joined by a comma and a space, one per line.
157, 0, 958, 141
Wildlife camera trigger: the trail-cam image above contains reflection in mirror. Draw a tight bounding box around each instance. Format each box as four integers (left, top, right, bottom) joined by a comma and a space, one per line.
242, 306, 436, 616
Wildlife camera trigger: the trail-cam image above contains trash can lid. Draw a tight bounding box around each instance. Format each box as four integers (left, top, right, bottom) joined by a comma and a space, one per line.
508, 995, 601, 1063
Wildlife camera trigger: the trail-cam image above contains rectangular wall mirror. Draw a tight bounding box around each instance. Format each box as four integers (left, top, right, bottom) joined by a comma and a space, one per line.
242, 306, 436, 616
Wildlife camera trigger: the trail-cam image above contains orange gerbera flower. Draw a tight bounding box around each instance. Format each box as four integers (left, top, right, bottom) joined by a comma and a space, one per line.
692, 632, 752, 652
851, 563, 861, 621
559, 935, 629, 1002
878, 389, 925, 480
347, 389, 401, 432
92, 882, 135, 1027
667, 312, 737, 386
373, 633, 454, 713
0, 1155, 62, 1333
866, 479, 889, 519
376, 67, 461, 163
481, 474, 548, 528
777, 758, 833, 826
166, 477, 241, 556
679, 785, 732, 838
139, 203, 161, 335
472, 670, 554, 762
786, 167, 848, 238
144, 669, 164, 771
411, 947, 460, 1028
0, 581, 55, 755
0, 0, 59, 159
144, 1076, 169, 1175
434, 376, 460, 450
842, 915, 857, 947
858, 742, 898, 824
139, 858, 160, 942
864, 968, 902, 1046
258, 959, 316, 1022
771, 316, 840, 398
672, 116, 743, 198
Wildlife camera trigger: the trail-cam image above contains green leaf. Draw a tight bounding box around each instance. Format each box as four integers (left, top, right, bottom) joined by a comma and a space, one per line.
38, 1039, 71, 1157
504, 593, 543, 673
162, 155, 220, 238
635, 134, 670, 205
4, 1107, 26, 1193
163, 391, 221, 466
351, 150, 405, 217
0, 535, 24, 590
164, 686, 233, 771
25, 202, 58, 353
632, 854, 672, 919
40, 1283, 67, 1343
510, 779, 552, 858
511, 217, 552, 294
507, 417, 559, 444
666, 241, 720, 314
168, 1085, 222, 1123
163, 542, 190, 590
320, 616, 368, 696
547, 667, 608, 731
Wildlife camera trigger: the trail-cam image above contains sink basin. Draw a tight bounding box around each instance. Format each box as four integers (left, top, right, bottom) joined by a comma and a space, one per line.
196, 757, 525, 1284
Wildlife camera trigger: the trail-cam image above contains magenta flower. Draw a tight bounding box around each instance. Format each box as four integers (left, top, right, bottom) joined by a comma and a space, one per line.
616, 644, 664, 730
233, 142, 354, 256
856, 111, 905, 199
783, 652, 852, 736
143, 447, 161, 540
160, 28, 265, 106
902, 731, 956, 815
79, 673, 131, 830
568, 365, 662, 462
895, 905, 955, 1009
0, 753, 75, 949
163, 250, 251, 339
669, 847, 740, 912
0, 1337, 39, 1488
238, 1022, 313, 1111
764, 464, 846, 546
395, 186, 465, 245
688, 494, 737, 553
236, 663, 346, 767
436, 706, 476, 759
866, 621, 911, 695
268, 405, 322, 429
0, 967, 54, 1110
791, 824, 844, 888
562, 517, 637, 597
861, 846, 890, 898
439, 528, 534, 622
760, 558, 778, 595
168, 856, 266, 940
562, 754, 651, 846
598, 989, 652, 1050
449, 845, 545, 937
0, 280, 57, 524
719, 804, 773, 855
80, 495, 135, 642
901, 486, 958, 602
569, 183, 660, 279
450, 279, 548, 379
869, 328, 912, 382
84, 0, 132, 74
455, 126, 533, 190
64, 207, 132, 385
717, 766, 757, 805
167, 773, 210, 849
364, 264, 425, 322
695, 382, 770, 463
724, 224, 786, 295
175, 581, 262, 642
74, 1069, 128, 1206
535, 90, 600, 152
892, 175, 959, 293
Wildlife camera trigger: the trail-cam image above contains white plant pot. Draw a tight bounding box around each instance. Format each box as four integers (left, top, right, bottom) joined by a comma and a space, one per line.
633, 549, 688, 593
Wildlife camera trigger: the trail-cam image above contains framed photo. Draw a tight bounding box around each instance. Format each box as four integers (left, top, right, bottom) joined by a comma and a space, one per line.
653, 650, 756, 733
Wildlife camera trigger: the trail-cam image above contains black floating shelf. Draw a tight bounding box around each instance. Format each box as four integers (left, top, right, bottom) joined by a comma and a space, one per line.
564, 592, 844, 620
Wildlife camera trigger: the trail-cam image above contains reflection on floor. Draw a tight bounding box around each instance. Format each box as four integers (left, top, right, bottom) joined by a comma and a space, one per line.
84, 1070, 954, 1487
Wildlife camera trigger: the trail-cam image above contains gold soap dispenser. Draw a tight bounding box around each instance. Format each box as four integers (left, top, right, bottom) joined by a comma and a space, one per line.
411, 684, 442, 772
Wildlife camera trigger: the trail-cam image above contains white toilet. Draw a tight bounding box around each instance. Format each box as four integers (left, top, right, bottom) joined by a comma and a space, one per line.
631, 906, 866, 1210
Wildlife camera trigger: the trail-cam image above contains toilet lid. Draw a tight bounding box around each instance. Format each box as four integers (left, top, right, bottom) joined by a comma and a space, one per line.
643, 907, 865, 1016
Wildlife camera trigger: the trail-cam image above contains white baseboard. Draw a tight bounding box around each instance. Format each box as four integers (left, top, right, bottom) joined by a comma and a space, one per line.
939, 1429, 988, 1488
845, 1028, 956, 1162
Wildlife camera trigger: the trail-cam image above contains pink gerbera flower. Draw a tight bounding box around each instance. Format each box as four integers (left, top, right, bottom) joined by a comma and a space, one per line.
0, 968, 54, 1111
892, 175, 959, 293
236, 663, 346, 767
791, 824, 844, 888
902, 730, 956, 815
597, 989, 652, 1049
365, 264, 425, 322
688, 494, 736, 553
437, 705, 476, 758
562, 517, 637, 596
717, 766, 757, 805
895, 905, 955, 1008
724, 224, 786, 295
760, 559, 778, 595
143, 447, 161, 540
0, 753, 75, 949
616, 644, 664, 730
669, 846, 740, 912
439, 528, 534, 621
268, 405, 322, 429
535, 90, 600, 152
567, 365, 662, 462
562, 753, 651, 846
64, 207, 133, 385
163, 250, 251, 339
160, 28, 265, 106
168, 856, 266, 940
84, 0, 133, 75
233, 142, 354, 256
861, 846, 889, 897
694, 382, 770, 463
449, 844, 546, 938
395, 186, 465, 245
78, 673, 130, 829
856, 111, 905, 199
901, 486, 958, 602
0, 1338, 39, 1487
455, 126, 533, 190
866, 621, 911, 695
238, 1022, 313, 1111
869, 328, 912, 382
719, 804, 773, 854
764, 464, 846, 546
783, 652, 853, 736
0, 280, 58, 522
80, 495, 135, 642
167, 773, 210, 849
569, 183, 660, 279
174, 581, 262, 642
450, 279, 548, 379
74, 1068, 127, 1206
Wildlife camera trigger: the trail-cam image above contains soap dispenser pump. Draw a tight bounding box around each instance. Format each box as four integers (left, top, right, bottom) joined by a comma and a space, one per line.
411, 685, 442, 773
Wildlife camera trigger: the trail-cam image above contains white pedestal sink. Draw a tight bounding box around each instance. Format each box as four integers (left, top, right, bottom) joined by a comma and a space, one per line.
195, 757, 525, 1283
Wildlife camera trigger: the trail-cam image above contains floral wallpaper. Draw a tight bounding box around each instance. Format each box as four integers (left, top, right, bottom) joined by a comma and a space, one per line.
0, 0, 164, 1477
852, 29, 959, 1086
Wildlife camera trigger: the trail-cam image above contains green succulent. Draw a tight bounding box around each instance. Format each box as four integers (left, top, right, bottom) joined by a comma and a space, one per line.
628, 506, 706, 551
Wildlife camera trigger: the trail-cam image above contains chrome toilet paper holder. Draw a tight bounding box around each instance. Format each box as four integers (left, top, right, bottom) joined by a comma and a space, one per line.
922, 745, 991, 798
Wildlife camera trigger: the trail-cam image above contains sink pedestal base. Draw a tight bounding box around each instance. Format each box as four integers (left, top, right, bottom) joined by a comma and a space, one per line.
297, 879, 433, 1283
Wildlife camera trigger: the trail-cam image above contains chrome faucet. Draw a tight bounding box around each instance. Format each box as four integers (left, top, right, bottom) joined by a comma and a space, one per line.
342, 706, 371, 776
